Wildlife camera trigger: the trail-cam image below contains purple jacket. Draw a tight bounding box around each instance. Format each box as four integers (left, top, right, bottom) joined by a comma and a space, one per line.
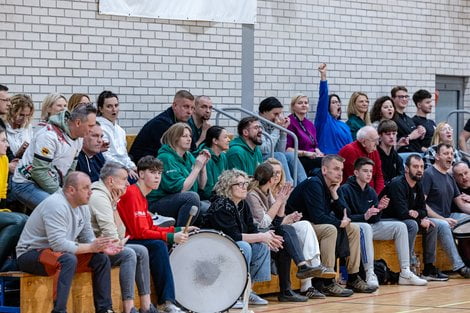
286, 114, 318, 152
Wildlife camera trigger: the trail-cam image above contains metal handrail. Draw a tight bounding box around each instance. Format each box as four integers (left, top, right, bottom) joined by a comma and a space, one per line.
214, 107, 299, 185
446, 109, 470, 123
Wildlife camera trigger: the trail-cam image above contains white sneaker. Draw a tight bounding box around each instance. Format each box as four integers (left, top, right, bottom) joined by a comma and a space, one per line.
248, 292, 268, 305
152, 214, 176, 227
399, 269, 428, 286
366, 269, 379, 289
231, 299, 244, 309
159, 302, 183, 313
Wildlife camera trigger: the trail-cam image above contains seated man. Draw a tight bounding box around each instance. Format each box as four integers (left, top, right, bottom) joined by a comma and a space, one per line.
453, 161, 470, 196
76, 122, 106, 182
258, 96, 307, 184
88, 162, 157, 313
16, 172, 117, 313
340, 157, 427, 287
227, 117, 263, 175
12, 105, 96, 209
422, 143, 470, 278
287, 155, 374, 296
339, 126, 384, 194
187, 95, 212, 151
117, 156, 192, 313
382, 154, 444, 280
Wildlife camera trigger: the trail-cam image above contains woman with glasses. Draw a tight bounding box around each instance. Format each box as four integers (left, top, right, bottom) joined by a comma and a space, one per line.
346, 91, 371, 141
148, 123, 211, 226
96, 90, 138, 182
423, 122, 468, 168
246, 160, 335, 301
204, 169, 280, 307
314, 63, 352, 154
68, 93, 92, 111
6, 94, 34, 159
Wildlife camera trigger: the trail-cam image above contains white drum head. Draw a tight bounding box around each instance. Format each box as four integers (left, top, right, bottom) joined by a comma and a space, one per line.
170, 230, 248, 313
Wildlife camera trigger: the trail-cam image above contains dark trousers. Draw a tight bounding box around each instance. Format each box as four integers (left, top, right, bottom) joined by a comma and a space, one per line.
129, 239, 175, 304
148, 191, 200, 227
0, 212, 27, 268
299, 156, 323, 176
17, 249, 112, 313
272, 224, 305, 292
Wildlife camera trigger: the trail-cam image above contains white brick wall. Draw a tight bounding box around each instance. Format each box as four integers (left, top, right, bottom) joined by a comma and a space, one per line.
1, 0, 470, 134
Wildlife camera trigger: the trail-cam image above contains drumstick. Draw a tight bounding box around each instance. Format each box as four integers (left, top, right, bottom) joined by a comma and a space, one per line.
184, 206, 198, 234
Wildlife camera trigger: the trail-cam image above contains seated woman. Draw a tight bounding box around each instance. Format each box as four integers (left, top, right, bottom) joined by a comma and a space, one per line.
96, 90, 138, 182
370, 96, 395, 128
39, 93, 67, 123
194, 126, 229, 201
314, 63, 352, 154
68, 93, 92, 111
346, 92, 371, 140
148, 123, 210, 226
6, 94, 34, 159
204, 169, 278, 306
0, 126, 28, 271
286, 94, 324, 175
246, 160, 335, 301
423, 122, 468, 168
117, 156, 192, 313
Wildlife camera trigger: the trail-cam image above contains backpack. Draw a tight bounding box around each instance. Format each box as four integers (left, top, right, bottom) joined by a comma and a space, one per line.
374, 259, 399, 285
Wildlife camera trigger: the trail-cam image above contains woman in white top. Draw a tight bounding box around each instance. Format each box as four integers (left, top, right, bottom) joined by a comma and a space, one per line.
96, 90, 138, 181
6, 94, 34, 158
40, 93, 67, 123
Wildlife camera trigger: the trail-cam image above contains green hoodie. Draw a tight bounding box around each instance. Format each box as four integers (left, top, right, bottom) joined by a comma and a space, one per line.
194, 143, 228, 200
226, 136, 262, 176
147, 144, 197, 202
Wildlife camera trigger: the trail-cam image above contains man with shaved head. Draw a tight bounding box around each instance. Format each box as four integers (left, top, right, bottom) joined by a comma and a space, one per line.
188, 95, 213, 150
16, 172, 119, 313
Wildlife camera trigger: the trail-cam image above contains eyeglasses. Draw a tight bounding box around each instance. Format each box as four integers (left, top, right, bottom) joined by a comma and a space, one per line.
0, 98, 11, 103
273, 171, 282, 177
441, 127, 453, 132
231, 181, 249, 189
396, 95, 409, 99
331, 100, 341, 105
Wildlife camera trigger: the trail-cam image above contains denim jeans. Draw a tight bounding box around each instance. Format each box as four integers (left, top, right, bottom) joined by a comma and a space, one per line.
109, 244, 151, 300
450, 212, 470, 223
18, 250, 112, 313
236, 241, 271, 283
358, 221, 410, 271
11, 180, 50, 210
0, 212, 27, 268
129, 239, 175, 304
149, 191, 201, 227
428, 218, 466, 271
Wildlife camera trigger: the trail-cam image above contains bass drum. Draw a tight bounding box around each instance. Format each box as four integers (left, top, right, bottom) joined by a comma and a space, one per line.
169, 230, 248, 313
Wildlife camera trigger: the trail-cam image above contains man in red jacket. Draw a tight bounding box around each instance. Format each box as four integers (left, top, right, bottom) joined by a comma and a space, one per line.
339, 126, 384, 194
117, 156, 196, 313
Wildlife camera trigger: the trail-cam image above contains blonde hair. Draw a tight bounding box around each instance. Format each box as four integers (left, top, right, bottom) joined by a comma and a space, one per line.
160, 122, 192, 151
347, 92, 370, 124
265, 158, 285, 194
213, 169, 249, 200
290, 94, 309, 113
7, 94, 34, 128
431, 122, 451, 146
41, 93, 67, 121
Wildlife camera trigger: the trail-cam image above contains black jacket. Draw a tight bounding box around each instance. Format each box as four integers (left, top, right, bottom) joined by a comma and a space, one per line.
286, 171, 348, 228
76, 151, 106, 183
339, 176, 381, 223
128, 107, 176, 163
204, 195, 258, 242
381, 175, 427, 222
377, 146, 404, 185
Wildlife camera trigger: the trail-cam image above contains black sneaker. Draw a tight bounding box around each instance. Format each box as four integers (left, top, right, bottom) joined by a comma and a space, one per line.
321, 281, 353, 297
422, 265, 449, 281
459, 266, 470, 278
300, 286, 326, 299
346, 277, 378, 293
277, 289, 308, 302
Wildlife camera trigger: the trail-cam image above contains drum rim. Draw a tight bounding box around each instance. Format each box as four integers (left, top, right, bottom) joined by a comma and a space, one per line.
452, 218, 470, 238
170, 228, 249, 313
